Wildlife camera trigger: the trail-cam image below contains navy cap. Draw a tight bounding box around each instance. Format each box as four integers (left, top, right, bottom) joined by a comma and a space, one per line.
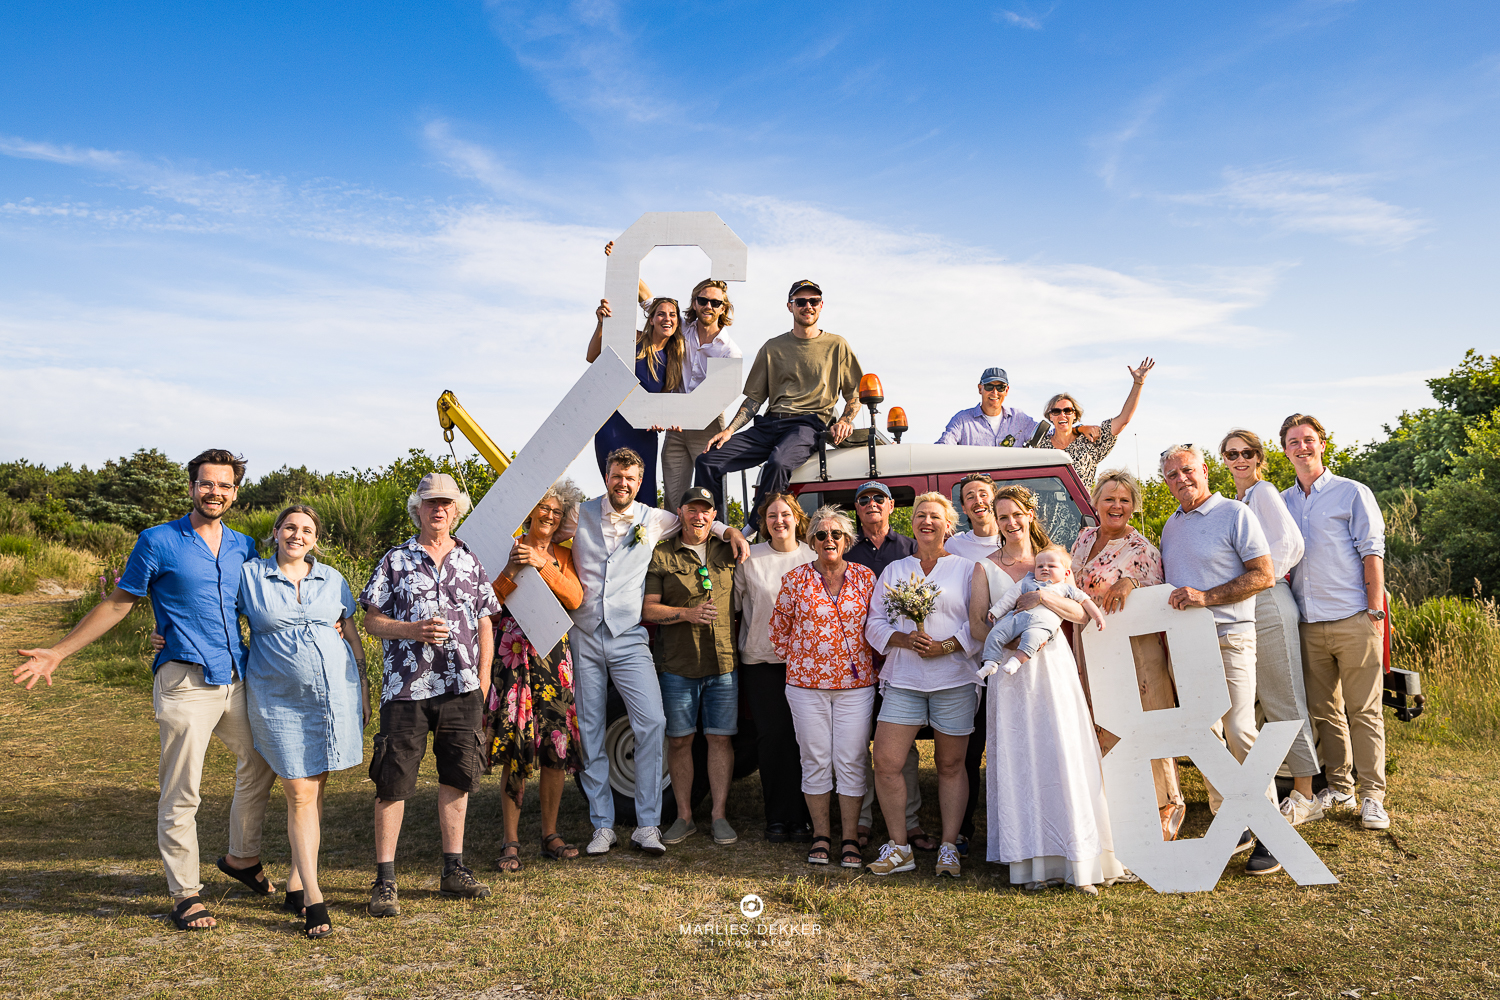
788, 279, 822, 300
979, 367, 1009, 387
855, 481, 891, 500
679, 486, 716, 508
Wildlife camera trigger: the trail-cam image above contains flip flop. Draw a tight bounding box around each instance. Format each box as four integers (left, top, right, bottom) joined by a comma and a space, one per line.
215, 856, 273, 896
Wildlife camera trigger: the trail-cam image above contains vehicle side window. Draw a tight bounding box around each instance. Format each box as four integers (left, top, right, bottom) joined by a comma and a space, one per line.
952, 475, 1083, 550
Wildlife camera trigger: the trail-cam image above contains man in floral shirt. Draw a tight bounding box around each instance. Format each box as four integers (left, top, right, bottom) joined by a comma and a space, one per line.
360, 473, 500, 917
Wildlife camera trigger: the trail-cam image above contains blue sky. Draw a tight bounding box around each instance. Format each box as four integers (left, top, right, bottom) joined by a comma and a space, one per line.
2, 1, 1497, 493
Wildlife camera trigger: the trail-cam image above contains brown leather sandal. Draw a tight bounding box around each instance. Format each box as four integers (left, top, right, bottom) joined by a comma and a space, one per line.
494, 842, 523, 873
540, 832, 578, 861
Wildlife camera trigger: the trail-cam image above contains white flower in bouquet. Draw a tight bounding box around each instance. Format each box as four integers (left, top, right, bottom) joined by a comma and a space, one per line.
882, 572, 941, 631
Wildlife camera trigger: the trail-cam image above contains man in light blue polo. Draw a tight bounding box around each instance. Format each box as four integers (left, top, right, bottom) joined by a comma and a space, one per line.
570, 447, 749, 857
14, 449, 277, 931
1281, 413, 1390, 831
1158, 443, 1279, 876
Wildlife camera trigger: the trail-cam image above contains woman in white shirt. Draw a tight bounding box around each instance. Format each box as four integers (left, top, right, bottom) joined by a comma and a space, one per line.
863, 493, 981, 879
1220, 430, 1323, 824
734, 494, 816, 842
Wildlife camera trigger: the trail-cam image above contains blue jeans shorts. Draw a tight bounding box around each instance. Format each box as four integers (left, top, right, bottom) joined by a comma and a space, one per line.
876, 683, 978, 736
660, 670, 739, 738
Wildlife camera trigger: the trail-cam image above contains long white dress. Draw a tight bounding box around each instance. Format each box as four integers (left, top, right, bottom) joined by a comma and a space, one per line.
981, 560, 1127, 886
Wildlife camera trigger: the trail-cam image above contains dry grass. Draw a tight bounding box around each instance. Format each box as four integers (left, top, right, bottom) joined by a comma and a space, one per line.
0, 537, 100, 596
2, 604, 1499, 999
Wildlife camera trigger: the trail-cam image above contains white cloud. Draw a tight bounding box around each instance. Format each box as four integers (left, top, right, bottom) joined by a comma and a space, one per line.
1170, 167, 1429, 248
996, 9, 1044, 30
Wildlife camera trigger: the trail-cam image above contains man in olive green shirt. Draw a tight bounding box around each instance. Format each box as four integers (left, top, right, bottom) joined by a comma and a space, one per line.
695, 279, 863, 532
643, 487, 740, 846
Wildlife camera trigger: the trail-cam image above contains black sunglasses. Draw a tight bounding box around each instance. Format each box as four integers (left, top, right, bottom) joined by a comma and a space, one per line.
813, 529, 846, 541
1048, 406, 1077, 416
791, 296, 822, 307
981, 382, 1008, 393
695, 565, 713, 593
1222, 448, 1259, 461
694, 296, 726, 308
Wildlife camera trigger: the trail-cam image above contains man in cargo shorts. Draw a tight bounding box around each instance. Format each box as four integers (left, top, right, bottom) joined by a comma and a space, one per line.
360, 472, 499, 916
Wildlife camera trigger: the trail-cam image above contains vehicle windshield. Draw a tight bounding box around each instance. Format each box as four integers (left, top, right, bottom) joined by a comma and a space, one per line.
951, 476, 1084, 551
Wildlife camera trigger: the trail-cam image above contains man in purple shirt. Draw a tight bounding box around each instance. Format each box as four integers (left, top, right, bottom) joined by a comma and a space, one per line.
935, 368, 1040, 447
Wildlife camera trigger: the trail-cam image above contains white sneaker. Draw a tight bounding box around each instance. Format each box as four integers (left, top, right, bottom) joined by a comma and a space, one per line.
1279, 789, 1325, 826
585, 827, 617, 856
631, 825, 667, 856
867, 840, 915, 875
1359, 797, 1390, 830
1314, 787, 1356, 812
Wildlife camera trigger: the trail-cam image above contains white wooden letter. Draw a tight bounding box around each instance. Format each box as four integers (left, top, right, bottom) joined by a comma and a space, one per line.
603, 211, 747, 431
1081, 585, 1337, 892
459, 348, 639, 653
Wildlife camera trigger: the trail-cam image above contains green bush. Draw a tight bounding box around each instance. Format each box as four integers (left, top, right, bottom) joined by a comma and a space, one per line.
0, 534, 38, 558
1393, 595, 1500, 739
224, 508, 278, 557
60, 521, 137, 561
298, 480, 411, 565
76, 448, 190, 532
0, 499, 33, 536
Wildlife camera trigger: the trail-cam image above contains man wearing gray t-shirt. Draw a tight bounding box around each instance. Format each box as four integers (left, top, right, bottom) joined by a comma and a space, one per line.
1159, 444, 1278, 874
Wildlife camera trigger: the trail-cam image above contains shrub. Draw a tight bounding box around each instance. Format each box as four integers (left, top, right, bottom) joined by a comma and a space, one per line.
29, 493, 76, 538
1393, 595, 1500, 740
0, 534, 38, 558
77, 448, 190, 532
0, 499, 33, 536
224, 508, 278, 557
60, 522, 137, 561
298, 480, 410, 565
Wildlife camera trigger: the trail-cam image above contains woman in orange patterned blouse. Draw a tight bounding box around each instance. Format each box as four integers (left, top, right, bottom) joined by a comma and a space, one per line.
1068, 468, 1184, 840
769, 504, 877, 868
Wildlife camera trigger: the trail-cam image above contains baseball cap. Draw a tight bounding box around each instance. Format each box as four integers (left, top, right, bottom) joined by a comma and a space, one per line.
855, 481, 892, 500
679, 486, 716, 508
979, 367, 1009, 387
416, 472, 466, 502
788, 279, 822, 300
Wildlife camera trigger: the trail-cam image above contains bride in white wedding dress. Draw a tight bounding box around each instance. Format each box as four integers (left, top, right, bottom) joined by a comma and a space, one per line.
968, 485, 1129, 894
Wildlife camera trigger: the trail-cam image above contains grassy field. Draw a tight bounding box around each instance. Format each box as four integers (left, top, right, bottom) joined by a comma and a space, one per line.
2, 600, 1499, 1000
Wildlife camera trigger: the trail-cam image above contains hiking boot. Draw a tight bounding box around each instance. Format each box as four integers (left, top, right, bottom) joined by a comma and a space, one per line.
367, 878, 401, 918
867, 841, 915, 876
439, 864, 492, 899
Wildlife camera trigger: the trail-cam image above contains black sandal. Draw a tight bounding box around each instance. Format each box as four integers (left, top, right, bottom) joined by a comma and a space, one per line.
282, 889, 305, 916
303, 901, 332, 940
806, 835, 832, 865
540, 832, 578, 861
169, 895, 215, 931
494, 842, 523, 873
215, 856, 273, 896
840, 839, 863, 868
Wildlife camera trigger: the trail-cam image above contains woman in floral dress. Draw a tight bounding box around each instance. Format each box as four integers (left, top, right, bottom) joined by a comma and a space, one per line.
487, 480, 586, 870
1069, 468, 1184, 840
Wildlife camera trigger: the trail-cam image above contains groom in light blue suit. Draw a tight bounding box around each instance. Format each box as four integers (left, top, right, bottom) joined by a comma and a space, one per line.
570, 446, 748, 856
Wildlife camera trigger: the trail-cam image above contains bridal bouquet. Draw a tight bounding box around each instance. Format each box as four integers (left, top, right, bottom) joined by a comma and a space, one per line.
882, 573, 941, 630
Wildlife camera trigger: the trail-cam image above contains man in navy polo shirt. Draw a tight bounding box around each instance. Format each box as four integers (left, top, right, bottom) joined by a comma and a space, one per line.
15, 449, 276, 931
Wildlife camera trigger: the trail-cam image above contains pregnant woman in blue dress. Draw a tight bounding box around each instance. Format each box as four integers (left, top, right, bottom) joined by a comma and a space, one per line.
586, 294, 685, 507
239, 505, 370, 938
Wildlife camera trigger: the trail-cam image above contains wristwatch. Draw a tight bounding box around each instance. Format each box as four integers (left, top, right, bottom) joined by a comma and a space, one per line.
1366, 608, 1386, 621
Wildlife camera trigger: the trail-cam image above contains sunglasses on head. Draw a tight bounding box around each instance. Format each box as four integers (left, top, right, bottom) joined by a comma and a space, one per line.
694, 295, 725, 308
1222, 449, 1259, 461
695, 565, 713, 593
1048, 406, 1076, 416
791, 296, 822, 308
813, 529, 846, 541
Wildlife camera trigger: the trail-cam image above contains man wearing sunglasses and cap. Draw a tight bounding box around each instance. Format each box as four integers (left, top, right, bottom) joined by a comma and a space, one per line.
936, 368, 1040, 447
643, 486, 742, 848
696, 279, 864, 533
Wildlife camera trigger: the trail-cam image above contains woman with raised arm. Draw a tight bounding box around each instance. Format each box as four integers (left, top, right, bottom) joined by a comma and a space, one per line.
486, 480, 587, 872
969, 485, 1129, 895
863, 493, 980, 880
587, 295, 685, 508
1041, 358, 1155, 487
1069, 469, 1184, 841
237, 505, 370, 938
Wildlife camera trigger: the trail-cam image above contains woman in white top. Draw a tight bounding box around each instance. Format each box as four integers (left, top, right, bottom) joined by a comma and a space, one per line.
1219, 430, 1323, 824
733, 493, 816, 841
968, 484, 1126, 895
863, 493, 981, 879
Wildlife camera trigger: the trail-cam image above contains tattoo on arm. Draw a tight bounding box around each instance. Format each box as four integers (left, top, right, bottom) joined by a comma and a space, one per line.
726, 403, 756, 434
839, 398, 860, 424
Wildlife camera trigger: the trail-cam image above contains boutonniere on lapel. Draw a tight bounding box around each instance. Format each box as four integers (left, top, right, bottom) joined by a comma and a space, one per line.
628, 525, 646, 549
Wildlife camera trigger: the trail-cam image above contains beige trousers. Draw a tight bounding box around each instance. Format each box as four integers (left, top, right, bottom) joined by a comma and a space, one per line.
153, 661, 277, 898
661, 418, 724, 513
1300, 612, 1386, 803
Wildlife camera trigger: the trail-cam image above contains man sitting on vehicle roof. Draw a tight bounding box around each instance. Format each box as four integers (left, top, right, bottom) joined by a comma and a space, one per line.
695, 279, 864, 534
936, 367, 1098, 448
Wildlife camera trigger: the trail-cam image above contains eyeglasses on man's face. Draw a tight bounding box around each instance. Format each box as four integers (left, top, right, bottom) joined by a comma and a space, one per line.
192, 479, 237, 492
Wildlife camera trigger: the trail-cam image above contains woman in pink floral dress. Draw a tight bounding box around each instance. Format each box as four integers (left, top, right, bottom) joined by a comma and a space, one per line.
487, 482, 586, 870
1069, 468, 1185, 840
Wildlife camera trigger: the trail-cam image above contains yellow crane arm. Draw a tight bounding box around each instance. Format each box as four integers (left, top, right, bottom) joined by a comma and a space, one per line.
437, 390, 510, 474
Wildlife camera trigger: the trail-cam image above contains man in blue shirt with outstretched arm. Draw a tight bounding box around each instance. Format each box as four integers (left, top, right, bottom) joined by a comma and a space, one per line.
14, 449, 277, 931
